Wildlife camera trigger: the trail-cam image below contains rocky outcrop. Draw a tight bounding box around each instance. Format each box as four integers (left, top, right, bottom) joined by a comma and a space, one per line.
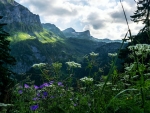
0, 0, 43, 33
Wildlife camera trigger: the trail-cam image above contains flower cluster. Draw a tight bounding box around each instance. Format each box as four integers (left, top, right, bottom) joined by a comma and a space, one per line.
66, 61, 81, 68
108, 53, 117, 57
80, 76, 93, 82
16, 81, 64, 111
124, 63, 135, 71
128, 44, 150, 56
89, 52, 99, 57
32, 63, 47, 68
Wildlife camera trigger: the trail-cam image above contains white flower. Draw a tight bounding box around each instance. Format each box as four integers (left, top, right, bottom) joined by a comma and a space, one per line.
32, 63, 47, 68
124, 63, 135, 71
90, 52, 99, 56
108, 53, 117, 57
128, 44, 150, 55
66, 61, 81, 68
80, 76, 93, 82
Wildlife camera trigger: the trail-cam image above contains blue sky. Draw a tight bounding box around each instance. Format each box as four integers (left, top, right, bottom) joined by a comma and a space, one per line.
15, 0, 143, 40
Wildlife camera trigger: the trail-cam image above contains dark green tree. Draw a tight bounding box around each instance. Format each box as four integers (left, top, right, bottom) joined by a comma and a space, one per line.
0, 16, 16, 103
131, 0, 150, 32
119, 0, 150, 69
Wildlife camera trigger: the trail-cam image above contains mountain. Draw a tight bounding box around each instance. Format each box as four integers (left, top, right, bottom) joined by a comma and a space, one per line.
0, 0, 43, 33
0, 0, 123, 76
63, 28, 92, 39
42, 23, 66, 38
92, 38, 123, 43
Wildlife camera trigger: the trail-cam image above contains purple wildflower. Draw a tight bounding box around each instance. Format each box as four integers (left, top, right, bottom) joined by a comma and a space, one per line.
49, 81, 54, 85
32, 97, 40, 101
37, 92, 41, 97
24, 84, 29, 88
74, 104, 77, 106
42, 91, 48, 98
34, 85, 39, 90
30, 104, 39, 111
40, 83, 49, 89
18, 90, 23, 94
58, 82, 64, 87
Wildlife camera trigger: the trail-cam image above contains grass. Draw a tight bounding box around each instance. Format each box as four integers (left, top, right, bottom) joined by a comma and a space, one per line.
34, 29, 64, 43
8, 32, 36, 42
8, 29, 64, 44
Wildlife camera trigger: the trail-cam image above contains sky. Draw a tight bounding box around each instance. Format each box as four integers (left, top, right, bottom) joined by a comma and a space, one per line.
15, 0, 144, 40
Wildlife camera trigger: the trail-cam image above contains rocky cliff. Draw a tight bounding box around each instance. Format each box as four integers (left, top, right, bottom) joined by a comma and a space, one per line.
63, 28, 92, 39
0, 0, 43, 33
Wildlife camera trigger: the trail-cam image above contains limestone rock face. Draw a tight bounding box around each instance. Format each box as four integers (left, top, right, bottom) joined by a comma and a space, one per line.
0, 0, 43, 33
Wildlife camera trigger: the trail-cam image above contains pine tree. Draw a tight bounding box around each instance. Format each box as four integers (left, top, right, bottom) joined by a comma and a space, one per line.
0, 16, 16, 102
131, 0, 150, 31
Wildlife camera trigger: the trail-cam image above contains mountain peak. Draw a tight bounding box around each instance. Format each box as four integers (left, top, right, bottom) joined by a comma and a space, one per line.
42, 23, 66, 38
63, 27, 76, 33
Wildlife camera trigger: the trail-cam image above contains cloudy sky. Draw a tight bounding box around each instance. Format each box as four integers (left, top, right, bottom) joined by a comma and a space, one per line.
15, 0, 144, 40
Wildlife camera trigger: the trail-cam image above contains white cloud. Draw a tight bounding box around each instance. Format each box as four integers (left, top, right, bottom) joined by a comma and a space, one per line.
15, 0, 143, 40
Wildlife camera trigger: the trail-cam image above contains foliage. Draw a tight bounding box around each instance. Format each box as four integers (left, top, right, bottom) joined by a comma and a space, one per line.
0, 16, 16, 103
119, 0, 150, 71
130, 0, 150, 32
7, 47, 150, 113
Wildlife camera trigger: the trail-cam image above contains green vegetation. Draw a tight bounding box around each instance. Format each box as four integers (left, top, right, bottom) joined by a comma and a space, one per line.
8, 32, 36, 42
2, 48, 150, 113
1, 0, 150, 113
8, 29, 64, 44
34, 29, 63, 43
0, 16, 16, 104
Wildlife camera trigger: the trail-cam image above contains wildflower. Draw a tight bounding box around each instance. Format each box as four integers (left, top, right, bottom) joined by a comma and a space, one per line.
124, 63, 135, 71
32, 63, 47, 68
24, 84, 29, 88
36, 92, 41, 97
30, 104, 39, 111
66, 61, 81, 68
128, 44, 150, 55
34, 85, 39, 90
40, 83, 49, 89
108, 53, 117, 57
95, 83, 104, 87
89, 52, 99, 56
49, 81, 54, 85
80, 76, 93, 82
32, 97, 40, 101
74, 104, 77, 106
43, 91, 48, 98
18, 90, 23, 94
58, 82, 64, 87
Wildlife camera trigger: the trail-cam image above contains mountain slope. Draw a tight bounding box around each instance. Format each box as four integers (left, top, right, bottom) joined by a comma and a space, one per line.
0, 0, 122, 75
42, 23, 66, 38
0, 0, 42, 33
